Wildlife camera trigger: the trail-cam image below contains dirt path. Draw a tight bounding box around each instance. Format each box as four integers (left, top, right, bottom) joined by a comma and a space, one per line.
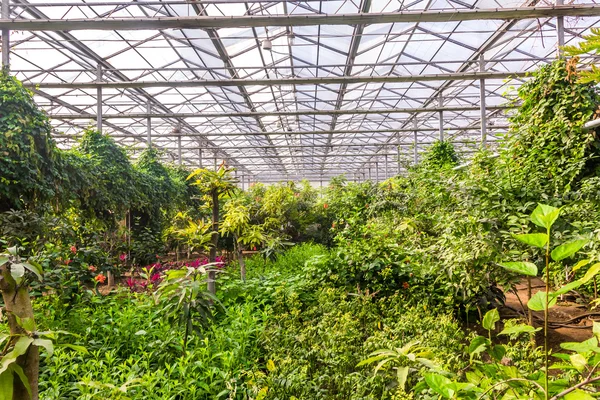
502, 278, 595, 347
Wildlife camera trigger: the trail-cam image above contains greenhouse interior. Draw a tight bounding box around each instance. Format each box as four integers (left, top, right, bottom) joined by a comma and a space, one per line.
1, 0, 600, 398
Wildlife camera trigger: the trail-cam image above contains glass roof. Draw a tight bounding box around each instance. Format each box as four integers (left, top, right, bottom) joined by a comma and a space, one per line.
3, 0, 600, 182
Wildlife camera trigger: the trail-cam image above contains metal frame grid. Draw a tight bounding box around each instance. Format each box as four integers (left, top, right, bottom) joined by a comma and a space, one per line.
1, 0, 599, 184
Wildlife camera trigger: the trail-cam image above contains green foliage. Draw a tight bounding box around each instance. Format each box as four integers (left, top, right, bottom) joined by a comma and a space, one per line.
0, 71, 61, 212
564, 29, 600, 83
503, 59, 600, 195
421, 140, 460, 170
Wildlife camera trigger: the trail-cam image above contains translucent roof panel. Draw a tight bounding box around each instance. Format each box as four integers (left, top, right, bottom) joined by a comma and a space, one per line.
3, 0, 600, 182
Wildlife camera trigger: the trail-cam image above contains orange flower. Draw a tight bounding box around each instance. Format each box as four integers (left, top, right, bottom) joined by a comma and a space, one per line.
95, 274, 106, 284
323, 203, 328, 209
402, 282, 410, 290
88, 265, 97, 272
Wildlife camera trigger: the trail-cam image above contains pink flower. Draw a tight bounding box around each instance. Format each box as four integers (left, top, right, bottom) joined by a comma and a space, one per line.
88, 265, 97, 272
119, 254, 127, 262
65, 259, 72, 265
126, 277, 136, 288
70, 246, 77, 254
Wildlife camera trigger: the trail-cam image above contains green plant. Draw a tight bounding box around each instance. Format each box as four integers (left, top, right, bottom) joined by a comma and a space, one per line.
156, 265, 220, 352
187, 166, 238, 294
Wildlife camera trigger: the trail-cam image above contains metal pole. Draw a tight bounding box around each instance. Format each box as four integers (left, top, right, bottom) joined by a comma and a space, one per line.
1, 0, 9, 69
177, 136, 182, 165
397, 132, 401, 174
385, 154, 388, 180
213, 152, 218, 170
413, 119, 418, 165
556, 0, 565, 56
438, 92, 444, 141
198, 148, 202, 168
96, 64, 102, 132
479, 54, 487, 146
146, 101, 152, 147
375, 162, 379, 182
241, 173, 245, 190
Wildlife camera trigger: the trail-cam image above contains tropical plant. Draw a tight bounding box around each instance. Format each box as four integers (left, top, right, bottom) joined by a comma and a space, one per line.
187, 165, 238, 294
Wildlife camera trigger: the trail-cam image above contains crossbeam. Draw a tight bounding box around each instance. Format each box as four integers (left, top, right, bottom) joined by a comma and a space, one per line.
24, 71, 527, 89
1, 5, 599, 30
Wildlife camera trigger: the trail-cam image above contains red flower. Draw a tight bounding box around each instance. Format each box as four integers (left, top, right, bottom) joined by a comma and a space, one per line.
70, 246, 77, 254
88, 265, 97, 272
65, 259, 72, 265
95, 274, 106, 284
119, 253, 127, 262
323, 203, 329, 209
402, 282, 409, 290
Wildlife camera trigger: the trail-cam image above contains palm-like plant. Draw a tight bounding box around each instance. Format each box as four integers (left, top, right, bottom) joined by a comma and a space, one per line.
187, 165, 238, 294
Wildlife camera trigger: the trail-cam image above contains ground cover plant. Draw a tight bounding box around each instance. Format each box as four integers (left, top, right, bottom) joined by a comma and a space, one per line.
2, 54, 600, 400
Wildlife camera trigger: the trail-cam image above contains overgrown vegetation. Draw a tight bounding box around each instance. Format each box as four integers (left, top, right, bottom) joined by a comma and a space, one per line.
2, 56, 600, 399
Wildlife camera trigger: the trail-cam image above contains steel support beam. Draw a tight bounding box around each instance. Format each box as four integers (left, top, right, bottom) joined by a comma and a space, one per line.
480, 55, 487, 145
556, 0, 565, 56
413, 120, 418, 165
1, 0, 9, 68
438, 93, 444, 141
146, 100, 152, 147
47, 104, 514, 120
1, 5, 599, 30
23, 71, 528, 89
96, 64, 102, 133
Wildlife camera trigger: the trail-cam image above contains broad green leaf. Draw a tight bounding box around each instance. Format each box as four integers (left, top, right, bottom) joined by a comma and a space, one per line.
569, 353, 587, 372
424, 373, 455, 399
580, 263, 600, 284
6, 246, 17, 256
594, 322, 600, 340
0, 370, 13, 400
551, 240, 589, 262
572, 259, 591, 272
134, 330, 147, 336
513, 233, 548, 248
0, 256, 8, 267
564, 389, 595, 400
499, 324, 540, 336
527, 291, 557, 311
531, 204, 560, 230
9, 364, 31, 399
22, 261, 43, 281
9, 263, 25, 283
0, 337, 33, 375
490, 345, 506, 362
482, 309, 499, 331
397, 366, 409, 389
552, 281, 583, 296
15, 316, 35, 332
561, 338, 600, 353
32, 338, 53, 356
468, 336, 489, 361
498, 261, 538, 277
57, 344, 88, 354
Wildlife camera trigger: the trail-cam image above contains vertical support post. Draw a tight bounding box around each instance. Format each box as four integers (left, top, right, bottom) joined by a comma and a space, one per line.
413, 119, 418, 165
177, 136, 182, 166
385, 154, 388, 180
438, 92, 444, 141
96, 64, 103, 133
375, 162, 379, 182
556, 0, 565, 57
146, 101, 152, 147
1, 0, 9, 69
397, 132, 401, 175
198, 148, 202, 168
479, 54, 487, 146
241, 173, 245, 190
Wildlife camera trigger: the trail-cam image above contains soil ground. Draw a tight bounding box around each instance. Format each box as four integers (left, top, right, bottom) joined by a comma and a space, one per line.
501, 278, 597, 348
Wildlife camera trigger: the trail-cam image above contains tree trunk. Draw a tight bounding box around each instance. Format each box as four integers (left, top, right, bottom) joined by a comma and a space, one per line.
208, 190, 219, 295
0, 267, 39, 400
